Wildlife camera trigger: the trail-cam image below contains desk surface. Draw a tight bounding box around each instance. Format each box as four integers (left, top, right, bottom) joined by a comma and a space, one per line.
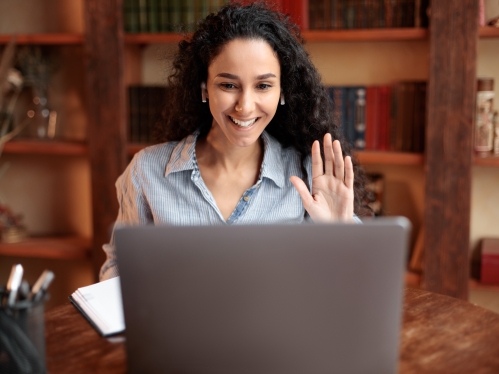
46, 288, 499, 374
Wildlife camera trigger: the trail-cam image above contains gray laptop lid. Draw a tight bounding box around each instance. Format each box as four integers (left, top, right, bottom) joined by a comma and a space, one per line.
116, 217, 410, 374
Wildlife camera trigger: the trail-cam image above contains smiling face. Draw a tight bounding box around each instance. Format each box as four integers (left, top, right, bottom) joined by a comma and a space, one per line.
205, 38, 281, 149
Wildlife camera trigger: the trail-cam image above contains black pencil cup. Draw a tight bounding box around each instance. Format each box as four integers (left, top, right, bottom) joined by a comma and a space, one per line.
0, 287, 47, 374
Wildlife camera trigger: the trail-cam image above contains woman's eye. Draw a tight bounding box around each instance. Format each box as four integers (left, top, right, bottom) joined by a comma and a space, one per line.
257, 83, 271, 90
220, 83, 237, 90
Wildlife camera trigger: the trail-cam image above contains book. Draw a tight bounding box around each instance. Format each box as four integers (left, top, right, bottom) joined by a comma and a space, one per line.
353, 86, 366, 150
481, 238, 499, 285
329, 86, 348, 141
159, 0, 170, 32
365, 86, 380, 150
69, 277, 125, 337
378, 85, 391, 150
138, 0, 148, 32
148, 0, 159, 32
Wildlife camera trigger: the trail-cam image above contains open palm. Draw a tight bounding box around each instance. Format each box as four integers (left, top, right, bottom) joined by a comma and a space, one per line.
290, 133, 354, 222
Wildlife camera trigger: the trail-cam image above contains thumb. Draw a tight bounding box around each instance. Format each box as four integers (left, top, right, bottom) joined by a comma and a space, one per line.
290, 176, 314, 210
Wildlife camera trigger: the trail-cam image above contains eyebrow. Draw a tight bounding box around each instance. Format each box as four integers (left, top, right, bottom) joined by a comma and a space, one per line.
216, 73, 277, 80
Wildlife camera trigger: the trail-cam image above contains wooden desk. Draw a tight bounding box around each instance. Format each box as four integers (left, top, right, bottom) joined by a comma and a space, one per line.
46, 288, 499, 374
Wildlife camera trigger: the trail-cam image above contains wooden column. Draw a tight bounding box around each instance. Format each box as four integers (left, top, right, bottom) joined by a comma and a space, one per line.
423, 0, 478, 299
84, 0, 127, 279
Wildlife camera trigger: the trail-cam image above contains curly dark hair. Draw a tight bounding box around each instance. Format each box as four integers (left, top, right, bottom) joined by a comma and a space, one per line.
156, 1, 372, 216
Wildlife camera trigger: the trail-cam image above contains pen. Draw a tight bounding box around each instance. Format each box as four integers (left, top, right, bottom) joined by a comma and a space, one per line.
4, 264, 24, 307
29, 270, 54, 303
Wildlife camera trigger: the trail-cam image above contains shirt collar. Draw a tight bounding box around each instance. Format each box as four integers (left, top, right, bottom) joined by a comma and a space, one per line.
164, 131, 285, 188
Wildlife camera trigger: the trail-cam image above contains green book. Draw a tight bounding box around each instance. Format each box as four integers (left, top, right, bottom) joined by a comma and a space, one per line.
159, 0, 169, 32
126, 0, 139, 33
148, 0, 159, 32
138, 0, 148, 32
169, 0, 181, 32
197, 0, 209, 24
182, 0, 195, 32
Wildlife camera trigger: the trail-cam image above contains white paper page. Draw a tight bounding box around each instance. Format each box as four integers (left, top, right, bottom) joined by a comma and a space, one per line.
74, 276, 125, 335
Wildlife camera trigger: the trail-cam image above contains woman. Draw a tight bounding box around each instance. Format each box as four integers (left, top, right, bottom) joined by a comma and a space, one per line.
100, 2, 371, 280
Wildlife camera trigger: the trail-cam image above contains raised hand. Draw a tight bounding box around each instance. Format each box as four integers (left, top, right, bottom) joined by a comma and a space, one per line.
290, 133, 354, 222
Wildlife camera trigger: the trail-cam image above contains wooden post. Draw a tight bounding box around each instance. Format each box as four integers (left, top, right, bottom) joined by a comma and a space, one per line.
423, 0, 478, 299
83, 0, 127, 280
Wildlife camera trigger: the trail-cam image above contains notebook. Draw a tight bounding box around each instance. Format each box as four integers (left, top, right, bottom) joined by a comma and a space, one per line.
115, 217, 411, 374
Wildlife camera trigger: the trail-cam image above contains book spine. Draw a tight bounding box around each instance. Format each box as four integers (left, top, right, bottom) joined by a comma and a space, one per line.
148, 0, 159, 32
389, 83, 399, 151
378, 85, 391, 151
158, 0, 169, 32
413, 81, 426, 152
384, 0, 393, 28
309, 0, 316, 29
323, 0, 331, 30
330, 86, 348, 141
372, 85, 380, 150
414, 0, 421, 27
353, 86, 366, 150
138, 0, 149, 32
365, 86, 375, 150
330, 0, 338, 29
395, 81, 407, 151
128, 0, 140, 33
404, 81, 416, 151
344, 0, 355, 29
378, 0, 385, 28
170, 0, 181, 32
182, 0, 195, 32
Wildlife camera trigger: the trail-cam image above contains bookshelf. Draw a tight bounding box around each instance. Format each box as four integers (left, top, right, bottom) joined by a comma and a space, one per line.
0, 236, 91, 260
3, 140, 88, 156
0, 34, 84, 45
2, 0, 498, 297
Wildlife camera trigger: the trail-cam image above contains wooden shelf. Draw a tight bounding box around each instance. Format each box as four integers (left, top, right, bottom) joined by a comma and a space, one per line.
469, 279, 499, 291
125, 33, 186, 44
0, 34, 84, 45
0, 236, 91, 260
479, 27, 499, 38
473, 156, 499, 167
355, 151, 424, 165
3, 140, 88, 156
124, 28, 428, 45
303, 28, 428, 42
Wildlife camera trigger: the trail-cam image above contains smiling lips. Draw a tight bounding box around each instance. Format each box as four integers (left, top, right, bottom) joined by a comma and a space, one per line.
229, 115, 259, 127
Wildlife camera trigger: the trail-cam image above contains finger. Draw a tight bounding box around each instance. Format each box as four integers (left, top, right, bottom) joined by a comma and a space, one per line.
324, 133, 334, 176
290, 176, 315, 211
332, 140, 344, 180
311, 140, 323, 180
344, 156, 354, 189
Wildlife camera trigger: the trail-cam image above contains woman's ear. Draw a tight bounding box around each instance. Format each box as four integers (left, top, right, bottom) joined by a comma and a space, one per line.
201, 82, 208, 102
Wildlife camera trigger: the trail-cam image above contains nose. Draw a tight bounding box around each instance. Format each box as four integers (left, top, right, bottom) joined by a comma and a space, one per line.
235, 89, 255, 115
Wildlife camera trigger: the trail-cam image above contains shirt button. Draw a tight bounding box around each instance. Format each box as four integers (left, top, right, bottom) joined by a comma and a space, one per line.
256, 183, 261, 188
243, 196, 250, 202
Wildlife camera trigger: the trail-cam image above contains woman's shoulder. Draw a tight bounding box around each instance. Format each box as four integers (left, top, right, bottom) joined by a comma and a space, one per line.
128, 134, 197, 175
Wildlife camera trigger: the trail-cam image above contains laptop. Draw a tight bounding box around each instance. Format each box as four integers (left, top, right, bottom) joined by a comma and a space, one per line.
115, 217, 411, 374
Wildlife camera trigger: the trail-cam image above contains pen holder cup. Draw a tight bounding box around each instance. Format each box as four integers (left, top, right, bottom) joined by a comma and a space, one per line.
0, 287, 48, 374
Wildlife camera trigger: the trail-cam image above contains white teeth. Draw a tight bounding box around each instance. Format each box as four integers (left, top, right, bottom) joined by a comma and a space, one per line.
230, 116, 257, 127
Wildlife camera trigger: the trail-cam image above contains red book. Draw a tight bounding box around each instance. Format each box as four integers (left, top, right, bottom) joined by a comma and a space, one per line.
284, 0, 309, 30
481, 238, 499, 285
378, 85, 392, 151
365, 86, 380, 150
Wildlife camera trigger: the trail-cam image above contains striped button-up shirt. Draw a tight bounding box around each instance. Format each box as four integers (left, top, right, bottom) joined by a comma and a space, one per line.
100, 131, 358, 280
